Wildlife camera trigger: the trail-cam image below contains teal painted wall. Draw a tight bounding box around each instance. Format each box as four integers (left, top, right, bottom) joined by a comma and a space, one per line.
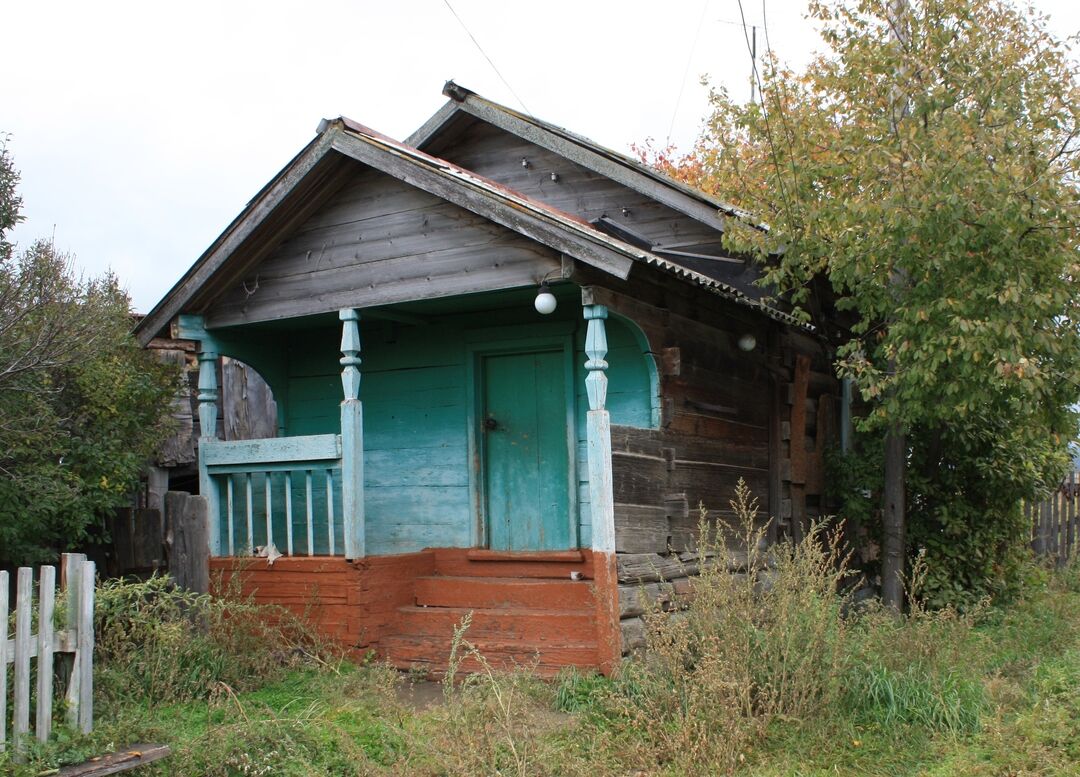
217, 294, 657, 555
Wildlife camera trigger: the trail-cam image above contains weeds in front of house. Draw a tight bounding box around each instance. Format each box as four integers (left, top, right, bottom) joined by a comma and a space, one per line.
11, 484, 1080, 776
94, 571, 336, 710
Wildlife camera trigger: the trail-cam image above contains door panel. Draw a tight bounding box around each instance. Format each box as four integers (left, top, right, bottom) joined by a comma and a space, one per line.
482, 350, 571, 550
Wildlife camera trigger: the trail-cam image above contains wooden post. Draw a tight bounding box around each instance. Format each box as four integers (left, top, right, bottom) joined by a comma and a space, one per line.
583, 302, 620, 670
1067, 471, 1076, 562
63, 554, 85, 732
584, 304, 614, 554
340, 308, 365, 559
165, 492, 210, 593
197, 348, 222, 556
13, 568, 32, 754
77, 560, 95, 735
35, 566, 55, 743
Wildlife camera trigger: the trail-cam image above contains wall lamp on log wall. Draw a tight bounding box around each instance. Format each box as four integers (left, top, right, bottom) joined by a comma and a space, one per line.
737, 333, 757, 352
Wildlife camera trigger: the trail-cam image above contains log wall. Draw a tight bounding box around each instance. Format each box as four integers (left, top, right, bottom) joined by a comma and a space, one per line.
580, 273, 839, 653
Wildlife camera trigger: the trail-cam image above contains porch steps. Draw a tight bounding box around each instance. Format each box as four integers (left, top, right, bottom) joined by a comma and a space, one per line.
378, 550, 600, 677
414, 576, 594, 610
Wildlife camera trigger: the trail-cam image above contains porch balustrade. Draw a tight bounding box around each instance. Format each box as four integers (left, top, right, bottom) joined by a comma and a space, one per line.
201, 435, 344, 557
192, 307, 365, 559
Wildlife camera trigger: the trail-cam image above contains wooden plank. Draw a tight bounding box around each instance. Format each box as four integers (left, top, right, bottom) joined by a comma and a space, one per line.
165, 493, 210, 593
443, 93, 731, 231
57, 744, 171, 777
36, 565, 56, 742
63, 554, 86, 731
202, 434, 341, 467
616, 553, 698, 584
613, 504, 670, 553
76, 561, 95, 734
13, 568, 32, 752
328, 131, 636, 279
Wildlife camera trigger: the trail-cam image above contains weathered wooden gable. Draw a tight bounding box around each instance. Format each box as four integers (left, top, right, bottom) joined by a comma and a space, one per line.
414, 109, 763, 301
203, 164, 563, 328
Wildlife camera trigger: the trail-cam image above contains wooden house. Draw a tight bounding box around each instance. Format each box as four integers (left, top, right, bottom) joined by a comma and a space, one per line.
135, 82, 838, 674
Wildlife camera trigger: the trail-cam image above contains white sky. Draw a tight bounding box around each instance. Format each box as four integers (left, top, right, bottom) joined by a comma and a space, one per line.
4, 0, 1079, 313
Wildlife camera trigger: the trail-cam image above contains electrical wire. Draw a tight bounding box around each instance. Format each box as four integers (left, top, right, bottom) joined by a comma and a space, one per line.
441, 0, 533, 117
667, 0, 711, 143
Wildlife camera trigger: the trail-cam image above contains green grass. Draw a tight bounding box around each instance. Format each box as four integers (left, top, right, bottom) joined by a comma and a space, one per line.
7, 560, 1080, 776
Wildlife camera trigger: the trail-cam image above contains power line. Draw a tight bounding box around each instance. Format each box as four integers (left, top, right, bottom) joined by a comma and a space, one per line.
667, 0, 711, 143
441, 0, 533, 116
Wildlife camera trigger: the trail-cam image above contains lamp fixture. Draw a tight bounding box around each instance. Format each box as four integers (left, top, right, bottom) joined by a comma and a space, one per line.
534, 281, 557, 315
737, 333, 757, 352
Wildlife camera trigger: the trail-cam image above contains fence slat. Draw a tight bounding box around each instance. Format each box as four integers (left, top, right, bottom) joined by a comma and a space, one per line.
35, 566, 55, 742
1068, 472, 1077, 562
13, 568, 32, 753
77, 560, 95, 734
64, 554, 86, 731
0, 570, 8, 752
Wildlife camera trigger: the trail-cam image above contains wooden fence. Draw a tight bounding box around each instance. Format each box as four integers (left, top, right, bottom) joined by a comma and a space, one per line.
1028, 471, 1079, 565
1, 553, 95, 757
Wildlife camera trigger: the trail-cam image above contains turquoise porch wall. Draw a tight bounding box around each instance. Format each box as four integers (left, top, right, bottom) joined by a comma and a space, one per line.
276, 302, 655, 555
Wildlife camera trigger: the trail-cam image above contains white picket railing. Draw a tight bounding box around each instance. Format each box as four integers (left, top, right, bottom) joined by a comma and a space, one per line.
1, 553, 95, 757
200, 434, 347, 558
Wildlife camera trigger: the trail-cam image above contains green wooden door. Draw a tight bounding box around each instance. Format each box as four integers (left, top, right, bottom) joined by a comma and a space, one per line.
482, 350, 572, 550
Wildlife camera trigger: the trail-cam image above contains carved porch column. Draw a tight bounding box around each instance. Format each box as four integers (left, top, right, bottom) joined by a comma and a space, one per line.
584, 302, 620, 670
339, 309, 365, 559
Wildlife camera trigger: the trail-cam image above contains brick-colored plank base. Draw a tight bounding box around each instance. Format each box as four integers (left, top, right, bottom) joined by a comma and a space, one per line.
210, 548, 619, 676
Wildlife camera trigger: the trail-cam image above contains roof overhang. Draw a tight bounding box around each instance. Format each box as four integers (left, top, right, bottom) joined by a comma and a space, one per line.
137, 108, 800, 347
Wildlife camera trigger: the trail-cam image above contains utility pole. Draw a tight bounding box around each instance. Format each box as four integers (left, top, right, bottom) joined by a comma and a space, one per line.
750, 24, 758, 104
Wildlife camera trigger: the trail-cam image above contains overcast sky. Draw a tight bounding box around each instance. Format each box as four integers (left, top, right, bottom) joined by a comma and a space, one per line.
4, 0, 1078, 313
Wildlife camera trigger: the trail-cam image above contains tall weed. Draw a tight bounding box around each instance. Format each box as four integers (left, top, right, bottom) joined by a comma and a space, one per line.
95, 573, 333, 708
607, 480, 852, 772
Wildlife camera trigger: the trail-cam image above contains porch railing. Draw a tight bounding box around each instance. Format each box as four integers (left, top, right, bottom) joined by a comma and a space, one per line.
200, 435, 348, 558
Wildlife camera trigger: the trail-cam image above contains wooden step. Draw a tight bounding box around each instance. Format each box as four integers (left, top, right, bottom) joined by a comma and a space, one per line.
414, 576, 595, 610
432, 548, 594, 579
395, 605, 595, 642
379, 634, 598, 677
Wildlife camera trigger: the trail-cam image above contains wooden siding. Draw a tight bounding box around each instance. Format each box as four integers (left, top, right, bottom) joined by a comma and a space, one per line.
203, 168, 563, 327
242, 304, 655, 555
431, 122, 761, 300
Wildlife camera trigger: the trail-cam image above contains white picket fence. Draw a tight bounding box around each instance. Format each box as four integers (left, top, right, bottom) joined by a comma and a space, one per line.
1, 553, 95, 756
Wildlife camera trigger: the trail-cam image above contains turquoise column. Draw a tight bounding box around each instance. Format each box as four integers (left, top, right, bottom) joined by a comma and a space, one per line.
339, 309, 365, 559
584, 304, 615, 553
196, 347, 222, 555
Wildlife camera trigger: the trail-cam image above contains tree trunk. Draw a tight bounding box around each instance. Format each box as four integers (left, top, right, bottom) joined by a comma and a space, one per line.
882, 425, 906, 611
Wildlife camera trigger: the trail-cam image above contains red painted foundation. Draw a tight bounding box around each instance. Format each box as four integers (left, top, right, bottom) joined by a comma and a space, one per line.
210, 547, 621, 676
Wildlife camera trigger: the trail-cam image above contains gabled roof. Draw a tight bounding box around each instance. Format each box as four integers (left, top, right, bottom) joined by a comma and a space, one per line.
408, 81, 757, 231
137, 103, 796, 346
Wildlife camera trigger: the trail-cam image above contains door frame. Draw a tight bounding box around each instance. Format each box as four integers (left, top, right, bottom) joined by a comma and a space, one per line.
464, 329, 578, 550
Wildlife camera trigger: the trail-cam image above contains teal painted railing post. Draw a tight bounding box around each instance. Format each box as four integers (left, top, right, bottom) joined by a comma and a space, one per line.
197, 346, 222, 555
584, 304, 615, 553
339, 309, 365, 559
